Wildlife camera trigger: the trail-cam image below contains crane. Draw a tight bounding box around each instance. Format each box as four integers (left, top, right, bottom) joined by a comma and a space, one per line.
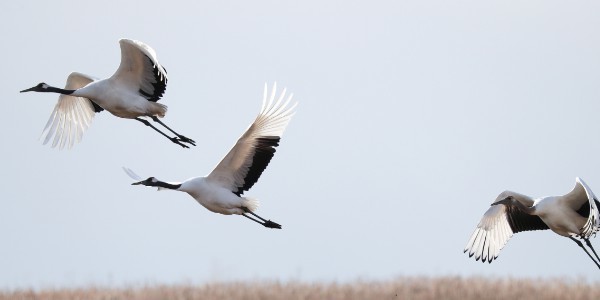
20, 38, 195, 149
124, 83, 296, 228
464, 177, 600, 269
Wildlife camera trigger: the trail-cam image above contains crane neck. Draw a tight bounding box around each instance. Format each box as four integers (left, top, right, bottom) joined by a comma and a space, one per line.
153, 180, 182, 190
47, 86, 76, 95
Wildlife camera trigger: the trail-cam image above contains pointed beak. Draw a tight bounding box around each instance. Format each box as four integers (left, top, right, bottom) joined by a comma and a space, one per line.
131, 180, 144, 186
20, 87, 36, 93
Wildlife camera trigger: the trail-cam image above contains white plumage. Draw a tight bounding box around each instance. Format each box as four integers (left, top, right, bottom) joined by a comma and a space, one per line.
21, 38, 195, 149
41, 72, 97, 149
464, 177, 600, 269
125, 83, 297, 229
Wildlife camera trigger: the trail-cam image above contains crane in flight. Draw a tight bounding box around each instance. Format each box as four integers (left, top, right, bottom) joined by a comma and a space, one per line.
124, 83, 296, 229
20, 38, 195, 149
464, 177, 600, 269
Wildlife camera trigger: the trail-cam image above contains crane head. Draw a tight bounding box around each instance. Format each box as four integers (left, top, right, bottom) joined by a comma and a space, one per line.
131, 177, 158, 186
491, 195, 514, 206
20, 83, 50, 93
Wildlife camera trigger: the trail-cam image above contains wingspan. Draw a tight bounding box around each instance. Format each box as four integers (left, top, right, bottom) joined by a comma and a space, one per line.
464, 192, 549, 263
110, 39, 168, 102
41, 72, 101, 149
206, 83, 297, 196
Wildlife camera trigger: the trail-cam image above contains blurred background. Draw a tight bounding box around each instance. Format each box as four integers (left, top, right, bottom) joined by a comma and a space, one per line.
1, 0, 600, 289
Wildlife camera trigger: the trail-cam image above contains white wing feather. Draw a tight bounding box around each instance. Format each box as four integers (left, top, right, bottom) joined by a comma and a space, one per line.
110, 39, 167, 95
41, 72, 98, 149
465, 191, 552, 263
464, 191, 539, 263
464, 204, 514, 263
206, 82, 297, 193
122, 167, 143, 181
572, 177, 600, 238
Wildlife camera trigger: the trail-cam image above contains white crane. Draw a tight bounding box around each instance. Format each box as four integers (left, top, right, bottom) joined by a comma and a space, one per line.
123, 83, 297, 228
20, 38, 195, 149
464, 177, 600, 269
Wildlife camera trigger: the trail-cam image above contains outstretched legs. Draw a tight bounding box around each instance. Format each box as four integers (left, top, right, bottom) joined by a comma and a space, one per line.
569, 236, 600, 269
151, 116, 196, 146
242, 207, 282, 229
135, 117, 194, 148
585, 238, 600, 265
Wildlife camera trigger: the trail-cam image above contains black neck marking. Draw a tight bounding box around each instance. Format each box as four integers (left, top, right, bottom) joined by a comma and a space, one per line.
50, 85, 104, 113
155, 180, 181, 190
48, 86, 76, 95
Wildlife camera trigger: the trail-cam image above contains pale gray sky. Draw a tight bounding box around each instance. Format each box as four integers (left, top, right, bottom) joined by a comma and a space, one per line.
2, 0, 600, 289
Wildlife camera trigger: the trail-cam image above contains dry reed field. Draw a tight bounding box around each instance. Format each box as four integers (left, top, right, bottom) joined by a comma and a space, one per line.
2, 277, 599, 300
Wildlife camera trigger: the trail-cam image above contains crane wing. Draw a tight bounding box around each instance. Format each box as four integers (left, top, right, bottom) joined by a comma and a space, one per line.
464, 192, 549, 263
110, 39, 168, 102
41, 72, 102, 149
564, 177, 600, 238
122, 167, 143, 181
206, 83, 297, 196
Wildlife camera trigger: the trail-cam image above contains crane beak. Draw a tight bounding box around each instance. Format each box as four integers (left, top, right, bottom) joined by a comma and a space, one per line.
131, 180, 144, 186
20, 87, 36, 93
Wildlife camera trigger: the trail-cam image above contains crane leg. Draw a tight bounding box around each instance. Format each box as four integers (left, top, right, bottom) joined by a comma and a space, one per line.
135, 117, 189, 148
151, 116, 196, 146
243, 214, 267, 226
569, 236, 600, 269
242, 207, 282, 229
584, 238, 600, 264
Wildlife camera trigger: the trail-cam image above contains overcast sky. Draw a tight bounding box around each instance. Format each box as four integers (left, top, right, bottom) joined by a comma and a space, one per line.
2, 0, 600, 289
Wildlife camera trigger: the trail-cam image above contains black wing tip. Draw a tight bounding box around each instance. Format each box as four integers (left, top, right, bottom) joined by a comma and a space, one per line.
233, 136, 283, 195
90, 100, 104, 113
139, 55, 167, 102
506, 205, 549, 233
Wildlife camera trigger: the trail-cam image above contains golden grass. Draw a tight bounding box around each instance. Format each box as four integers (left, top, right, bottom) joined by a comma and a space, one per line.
1, 277, 599, 300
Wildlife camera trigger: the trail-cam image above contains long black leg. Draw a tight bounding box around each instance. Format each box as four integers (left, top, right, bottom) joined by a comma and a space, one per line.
584, 238, 600, 265
151, 116, 196, 146
135, 117, 189, 148
242, 207, 282, 229
243, 213, 265, 226
569, 236, 600, 269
